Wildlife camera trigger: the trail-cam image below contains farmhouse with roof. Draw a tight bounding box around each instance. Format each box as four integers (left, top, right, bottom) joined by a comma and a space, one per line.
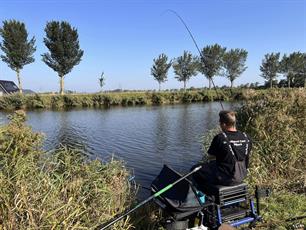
0, 80, 19, 95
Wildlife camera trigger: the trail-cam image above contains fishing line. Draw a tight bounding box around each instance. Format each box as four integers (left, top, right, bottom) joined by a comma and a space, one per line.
164, 9, 224, 110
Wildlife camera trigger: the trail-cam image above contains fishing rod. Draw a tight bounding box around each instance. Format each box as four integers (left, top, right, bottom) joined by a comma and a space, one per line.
165, 9, 224, 110
97, 165, 202, 230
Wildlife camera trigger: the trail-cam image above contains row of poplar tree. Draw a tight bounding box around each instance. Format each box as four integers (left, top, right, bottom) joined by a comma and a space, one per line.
0, 20, 305, 95
260, 52, 305, 88
151, 49, 306, 91
151, 46, 247, 91
0, 20, 83, 94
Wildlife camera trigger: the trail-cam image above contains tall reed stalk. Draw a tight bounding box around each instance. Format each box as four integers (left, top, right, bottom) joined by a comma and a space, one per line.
236, 89, 306, 229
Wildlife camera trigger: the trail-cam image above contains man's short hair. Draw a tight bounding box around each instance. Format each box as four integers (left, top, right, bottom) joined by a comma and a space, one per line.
219, 110, 236, 127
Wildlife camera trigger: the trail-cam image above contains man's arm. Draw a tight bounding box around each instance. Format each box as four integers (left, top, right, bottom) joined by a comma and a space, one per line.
207, 135, 219, 160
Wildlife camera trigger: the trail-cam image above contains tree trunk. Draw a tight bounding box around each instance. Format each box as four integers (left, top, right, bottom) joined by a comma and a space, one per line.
16, 69, 22, 94
60, 75, 64, 95
287, 75, 291, 88
304, 78, 306, 88
159, 82, 161, 91
230, 80, 233, 89
209, 78, 212, 90
184, 81, 186, 91
270, 79, 273, 88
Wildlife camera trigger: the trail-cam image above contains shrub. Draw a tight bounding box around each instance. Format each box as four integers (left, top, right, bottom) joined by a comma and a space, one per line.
51, 95, 65, 108
200, 90, 215, 102
135, 96, 147, 105
25, 94, 46, 109
0, 94, 25, 110
151, 93, 163, 105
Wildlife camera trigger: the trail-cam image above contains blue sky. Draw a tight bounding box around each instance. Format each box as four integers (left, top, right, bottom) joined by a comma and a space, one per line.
0, 0, 305, 92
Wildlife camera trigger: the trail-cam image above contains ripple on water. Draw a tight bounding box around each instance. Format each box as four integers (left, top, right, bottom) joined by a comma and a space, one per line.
0, 102, 236, 195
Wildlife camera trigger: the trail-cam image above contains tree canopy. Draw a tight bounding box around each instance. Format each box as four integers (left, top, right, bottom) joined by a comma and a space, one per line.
260, 52, 280, 88
280, 52, 306, 88
172, 51, 198, 90
222, 49, 248, 88
42, 21, 83, 95
198, 44, 226, 89
150, 53, 172, 91
0, 20, 36, 93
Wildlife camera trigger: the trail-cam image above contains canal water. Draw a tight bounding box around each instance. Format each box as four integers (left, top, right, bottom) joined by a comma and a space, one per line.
0, 102, 239, 195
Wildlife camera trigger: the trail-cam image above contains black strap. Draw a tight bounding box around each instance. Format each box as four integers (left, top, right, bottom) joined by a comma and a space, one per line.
222, 132, 249, 160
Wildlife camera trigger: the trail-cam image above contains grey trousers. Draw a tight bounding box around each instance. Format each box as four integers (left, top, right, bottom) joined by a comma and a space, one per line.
191, 161, 234, 192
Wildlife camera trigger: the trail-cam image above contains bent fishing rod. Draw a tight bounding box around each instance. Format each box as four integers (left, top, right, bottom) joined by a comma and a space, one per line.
97, 165, 202, 230
165, 9, 224, 110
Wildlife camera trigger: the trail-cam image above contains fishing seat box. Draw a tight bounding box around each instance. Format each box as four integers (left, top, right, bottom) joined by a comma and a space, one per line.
201, 183, 248, 205
201, 183, 252, 226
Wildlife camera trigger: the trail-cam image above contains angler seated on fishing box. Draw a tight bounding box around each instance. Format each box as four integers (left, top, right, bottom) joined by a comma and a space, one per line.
191, 110, 252, 196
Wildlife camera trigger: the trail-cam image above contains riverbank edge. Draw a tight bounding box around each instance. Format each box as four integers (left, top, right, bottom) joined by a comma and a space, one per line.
0, 89, 246, 111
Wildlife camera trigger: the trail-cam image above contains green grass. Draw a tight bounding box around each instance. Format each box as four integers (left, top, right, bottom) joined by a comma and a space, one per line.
257, 192, 306, 229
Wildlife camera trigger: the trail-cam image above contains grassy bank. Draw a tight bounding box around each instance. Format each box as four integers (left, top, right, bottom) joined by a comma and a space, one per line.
0, 89, 245, 110
1, 89, 305, 229
0, 111, 135, 229
236, 88, 306, 229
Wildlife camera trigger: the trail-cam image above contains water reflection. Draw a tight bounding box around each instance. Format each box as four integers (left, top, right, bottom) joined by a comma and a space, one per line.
153, 107, 169, 161
0, 102, 236, 193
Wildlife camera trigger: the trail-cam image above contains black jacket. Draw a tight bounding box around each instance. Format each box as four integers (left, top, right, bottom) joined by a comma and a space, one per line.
208, 130, 252, 177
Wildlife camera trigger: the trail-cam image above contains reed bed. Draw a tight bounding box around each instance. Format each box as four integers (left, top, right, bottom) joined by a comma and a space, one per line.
0, 111, 135, 229
198, 89, 305, 229
236, 88, 306, 229
237, 89, 305, 191
0, 89, 243, 111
